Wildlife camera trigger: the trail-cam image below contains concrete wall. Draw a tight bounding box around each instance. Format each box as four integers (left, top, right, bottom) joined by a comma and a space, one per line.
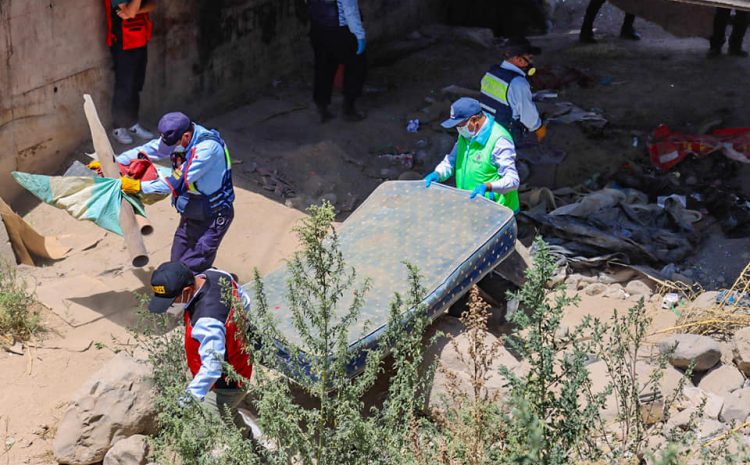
0, 0, 437, 202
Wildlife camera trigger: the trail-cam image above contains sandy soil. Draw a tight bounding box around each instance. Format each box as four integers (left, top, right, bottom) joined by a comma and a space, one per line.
3, 1, 750, 463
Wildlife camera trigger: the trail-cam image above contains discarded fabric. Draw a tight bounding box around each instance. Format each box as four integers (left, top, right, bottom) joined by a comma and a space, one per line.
648, 124, 750, 171
12, 172, 145, 236
523, 187, 699, 265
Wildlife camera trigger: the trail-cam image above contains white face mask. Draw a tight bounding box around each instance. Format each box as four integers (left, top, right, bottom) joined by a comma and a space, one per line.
457, 125, 476, 139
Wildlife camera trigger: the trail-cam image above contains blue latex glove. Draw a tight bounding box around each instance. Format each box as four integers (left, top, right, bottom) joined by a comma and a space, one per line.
356, 38, 366, 55
424, 172, 440, 188
470, 184, 489, 199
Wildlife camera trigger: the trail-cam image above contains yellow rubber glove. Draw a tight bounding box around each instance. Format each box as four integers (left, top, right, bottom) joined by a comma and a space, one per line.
86, 160, 101, 170
535, 124, 547, 142
121, 177, 141, 195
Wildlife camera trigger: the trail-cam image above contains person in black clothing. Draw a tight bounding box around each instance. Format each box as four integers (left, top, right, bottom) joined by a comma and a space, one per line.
105, 0, 156, 144
709, 8, 749, 57
580, 0, 640, 43
308, 0, 367, 123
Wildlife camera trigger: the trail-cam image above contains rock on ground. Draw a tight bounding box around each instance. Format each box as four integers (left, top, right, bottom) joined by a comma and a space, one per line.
422, 315, 518, 411
680, 387, 724, 420
588, 360, 687, 422
103, 435, 149, 465
697, 364, 745, 398
690, 291, 720, 311
624, 279, 653, 299
53, 353, 156, 465
733, 327, 750, 376
583, 283, 607, 296
603, 284, 628, 300
719, 388, 750, 423
659, 334, 721, 372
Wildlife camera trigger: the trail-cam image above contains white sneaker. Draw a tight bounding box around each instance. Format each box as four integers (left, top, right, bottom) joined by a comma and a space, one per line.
128, 123, 154, 140
112, 127, 134, 144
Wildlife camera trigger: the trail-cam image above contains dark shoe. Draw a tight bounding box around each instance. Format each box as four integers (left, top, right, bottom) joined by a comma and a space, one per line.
707, 47, 722, 58
620, 28, 641, 40
729, 48, 749, 57
317, 105, 335, 123
342, 105, 366, 122
579, 30, 597, 44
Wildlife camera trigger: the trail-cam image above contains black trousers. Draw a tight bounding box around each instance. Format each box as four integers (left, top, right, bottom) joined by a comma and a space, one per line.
711, 8, 749, 51
111, 44, 147, 129
581, 0, 635, 34
310, 25, 366, 108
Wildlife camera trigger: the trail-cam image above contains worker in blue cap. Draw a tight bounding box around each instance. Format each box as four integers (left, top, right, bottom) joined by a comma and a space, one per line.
115, 112, 235, 273
424, 97, 520, 213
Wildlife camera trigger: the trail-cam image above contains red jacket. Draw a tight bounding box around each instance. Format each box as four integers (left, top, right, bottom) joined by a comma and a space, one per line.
104, 0, 153, 50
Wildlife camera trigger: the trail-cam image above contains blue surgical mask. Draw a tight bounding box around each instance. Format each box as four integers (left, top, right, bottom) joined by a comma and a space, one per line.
457, 125, 476, 139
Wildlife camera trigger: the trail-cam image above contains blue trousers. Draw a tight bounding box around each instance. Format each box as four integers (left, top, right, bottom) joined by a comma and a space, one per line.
171, 208, 233, 274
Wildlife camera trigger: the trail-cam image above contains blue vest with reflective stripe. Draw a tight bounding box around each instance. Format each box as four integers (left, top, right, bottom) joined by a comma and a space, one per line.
479, 65, 525, 130
309, 0, 340, 28
167, 130, 234, 218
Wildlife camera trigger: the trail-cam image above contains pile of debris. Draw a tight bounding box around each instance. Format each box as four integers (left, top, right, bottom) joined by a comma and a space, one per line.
520, 150, 750, 289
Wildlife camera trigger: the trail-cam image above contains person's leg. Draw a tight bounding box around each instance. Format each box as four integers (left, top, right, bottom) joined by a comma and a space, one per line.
580, 0, 606, 43
710, 8, 731, 54
620, 14, 640, 40
127, 46, 154, 138
203, 388, 248, 431
110, 46, 135, 143
729, 10, 749, 55
170, 216, 196, 266
340, 28, 367, 122
311, 26, 338, 122
177, 209, 234, 273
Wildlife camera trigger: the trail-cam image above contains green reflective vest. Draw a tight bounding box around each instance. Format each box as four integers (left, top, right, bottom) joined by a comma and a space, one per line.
455, 121, 520, 213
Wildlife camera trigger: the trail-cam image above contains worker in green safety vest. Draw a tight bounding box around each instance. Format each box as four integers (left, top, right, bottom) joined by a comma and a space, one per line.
423, 97, 520, 213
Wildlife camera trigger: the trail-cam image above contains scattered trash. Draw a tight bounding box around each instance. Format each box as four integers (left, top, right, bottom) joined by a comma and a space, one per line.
257, 168, 296, 198
532, 90, 559, 101
657, 194, 687, 209
545, 101, 608, 130
632, 136, 639, 148
378, 152, 414, 169
662, 293, 680, 311
523, 187, 698, 265
648, 124, 750, 171
415, 139, 429, 148
406, 119, 420, 133
716, 290, 750, 309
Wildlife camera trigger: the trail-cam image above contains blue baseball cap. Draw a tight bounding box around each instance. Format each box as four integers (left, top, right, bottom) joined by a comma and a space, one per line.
441, 98, 482, 128
157, 112, 192, 157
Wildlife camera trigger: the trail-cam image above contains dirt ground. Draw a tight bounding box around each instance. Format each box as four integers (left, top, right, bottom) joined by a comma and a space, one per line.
3, 1, 750, 463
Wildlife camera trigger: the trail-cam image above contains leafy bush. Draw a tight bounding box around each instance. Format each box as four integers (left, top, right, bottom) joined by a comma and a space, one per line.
0, 261, 42, 344
501, 238, 604, 464
244, 201, 432, 465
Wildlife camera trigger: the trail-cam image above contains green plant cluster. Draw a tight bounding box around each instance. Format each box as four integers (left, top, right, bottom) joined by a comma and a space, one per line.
0, 261, 42, 344
137, 204, 749, 465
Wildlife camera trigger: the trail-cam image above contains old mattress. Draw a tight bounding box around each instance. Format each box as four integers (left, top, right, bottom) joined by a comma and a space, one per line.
247, 180, 517, 379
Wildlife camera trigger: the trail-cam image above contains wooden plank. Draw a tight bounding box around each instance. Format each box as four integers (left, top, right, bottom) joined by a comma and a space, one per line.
82, 95, 149, 267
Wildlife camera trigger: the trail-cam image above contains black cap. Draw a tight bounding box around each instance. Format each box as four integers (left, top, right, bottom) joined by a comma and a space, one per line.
148, 262, 195, 313
503, 37, 542, 57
